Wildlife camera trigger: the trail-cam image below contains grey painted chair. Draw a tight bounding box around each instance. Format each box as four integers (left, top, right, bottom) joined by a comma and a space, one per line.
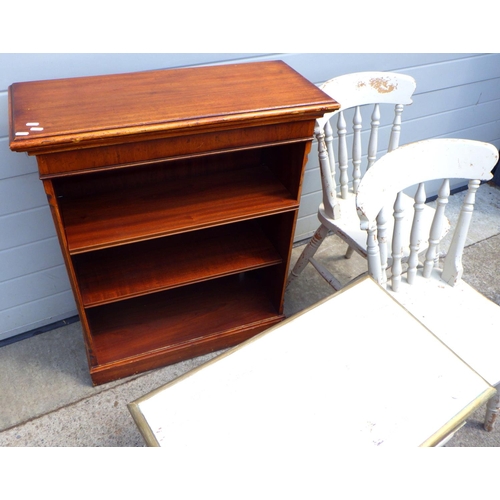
356, 138, 500, 431
288, 71, 440, 290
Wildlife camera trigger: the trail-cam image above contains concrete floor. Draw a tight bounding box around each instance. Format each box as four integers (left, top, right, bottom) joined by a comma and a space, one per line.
0, 183, 499, 447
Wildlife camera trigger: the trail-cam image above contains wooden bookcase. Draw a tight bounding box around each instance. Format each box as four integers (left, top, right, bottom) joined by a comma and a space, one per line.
9, 61, 338, 385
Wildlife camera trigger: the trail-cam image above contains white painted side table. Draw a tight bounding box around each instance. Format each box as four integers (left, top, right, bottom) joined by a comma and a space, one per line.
129, 277, 494, 448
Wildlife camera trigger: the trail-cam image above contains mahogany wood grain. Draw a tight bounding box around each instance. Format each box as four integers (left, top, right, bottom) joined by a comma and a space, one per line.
9, 61, 339, 384
35, 124, 314, 177
52, 143, 308, 198
60, 165, 298, 253
73, 220, 283, 307
42, 179, 98, 365
9, 61, 337, 154
87, 274, 281, 367
90, 319, 283, 386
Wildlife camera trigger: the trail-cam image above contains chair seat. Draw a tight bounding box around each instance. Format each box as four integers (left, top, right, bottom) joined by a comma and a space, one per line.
318, 192, 449, 259
388, 268, 500, 386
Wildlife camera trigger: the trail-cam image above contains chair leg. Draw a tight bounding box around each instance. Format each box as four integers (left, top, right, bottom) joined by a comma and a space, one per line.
287, 225, 329, 287
345, 245, 355, 259
484, 389, 500, 432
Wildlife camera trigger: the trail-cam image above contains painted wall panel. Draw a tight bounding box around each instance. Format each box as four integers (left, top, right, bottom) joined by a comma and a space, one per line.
407, 79, 500, 119
301, 164, 321, 197
1, 53, 499, 339
0, 206, 56, 251
0, 173, 47, 215
0, 91, 8, 135
403, 54, 500, 93
282, 53, 478, 85
0, 237, 65, 281
0, 291, 76, 341
0, 138, 38, 180
1, 265, 72, 311
0, 53, 271, 88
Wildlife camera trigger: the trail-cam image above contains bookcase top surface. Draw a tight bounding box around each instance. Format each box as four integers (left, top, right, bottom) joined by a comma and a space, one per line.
9, 60, 338, 153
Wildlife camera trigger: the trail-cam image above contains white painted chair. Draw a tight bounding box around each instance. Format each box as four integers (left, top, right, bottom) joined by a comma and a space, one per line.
356, 138, 500, 431
288, 71, 442, 290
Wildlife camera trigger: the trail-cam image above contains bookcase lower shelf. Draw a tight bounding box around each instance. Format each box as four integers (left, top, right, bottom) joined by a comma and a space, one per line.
86, 274, 283, 385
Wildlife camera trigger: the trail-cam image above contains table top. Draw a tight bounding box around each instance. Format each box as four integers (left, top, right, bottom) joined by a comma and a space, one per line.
8, 60, 338, 154
129, 277, 494, 448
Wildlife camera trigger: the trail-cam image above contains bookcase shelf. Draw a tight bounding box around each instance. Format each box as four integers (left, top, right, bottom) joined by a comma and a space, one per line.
57, 162, 299, 254
9, 60, 338, 384
73, 219, 283, 307
87, 273, 281, 383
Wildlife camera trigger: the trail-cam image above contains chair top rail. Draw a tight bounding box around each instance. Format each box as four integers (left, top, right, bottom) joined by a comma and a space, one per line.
317, 72, 416, 128
356, 138, 498, 227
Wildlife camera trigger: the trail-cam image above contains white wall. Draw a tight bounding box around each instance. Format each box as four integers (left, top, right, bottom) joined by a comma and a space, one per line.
1, 53, 499, 341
